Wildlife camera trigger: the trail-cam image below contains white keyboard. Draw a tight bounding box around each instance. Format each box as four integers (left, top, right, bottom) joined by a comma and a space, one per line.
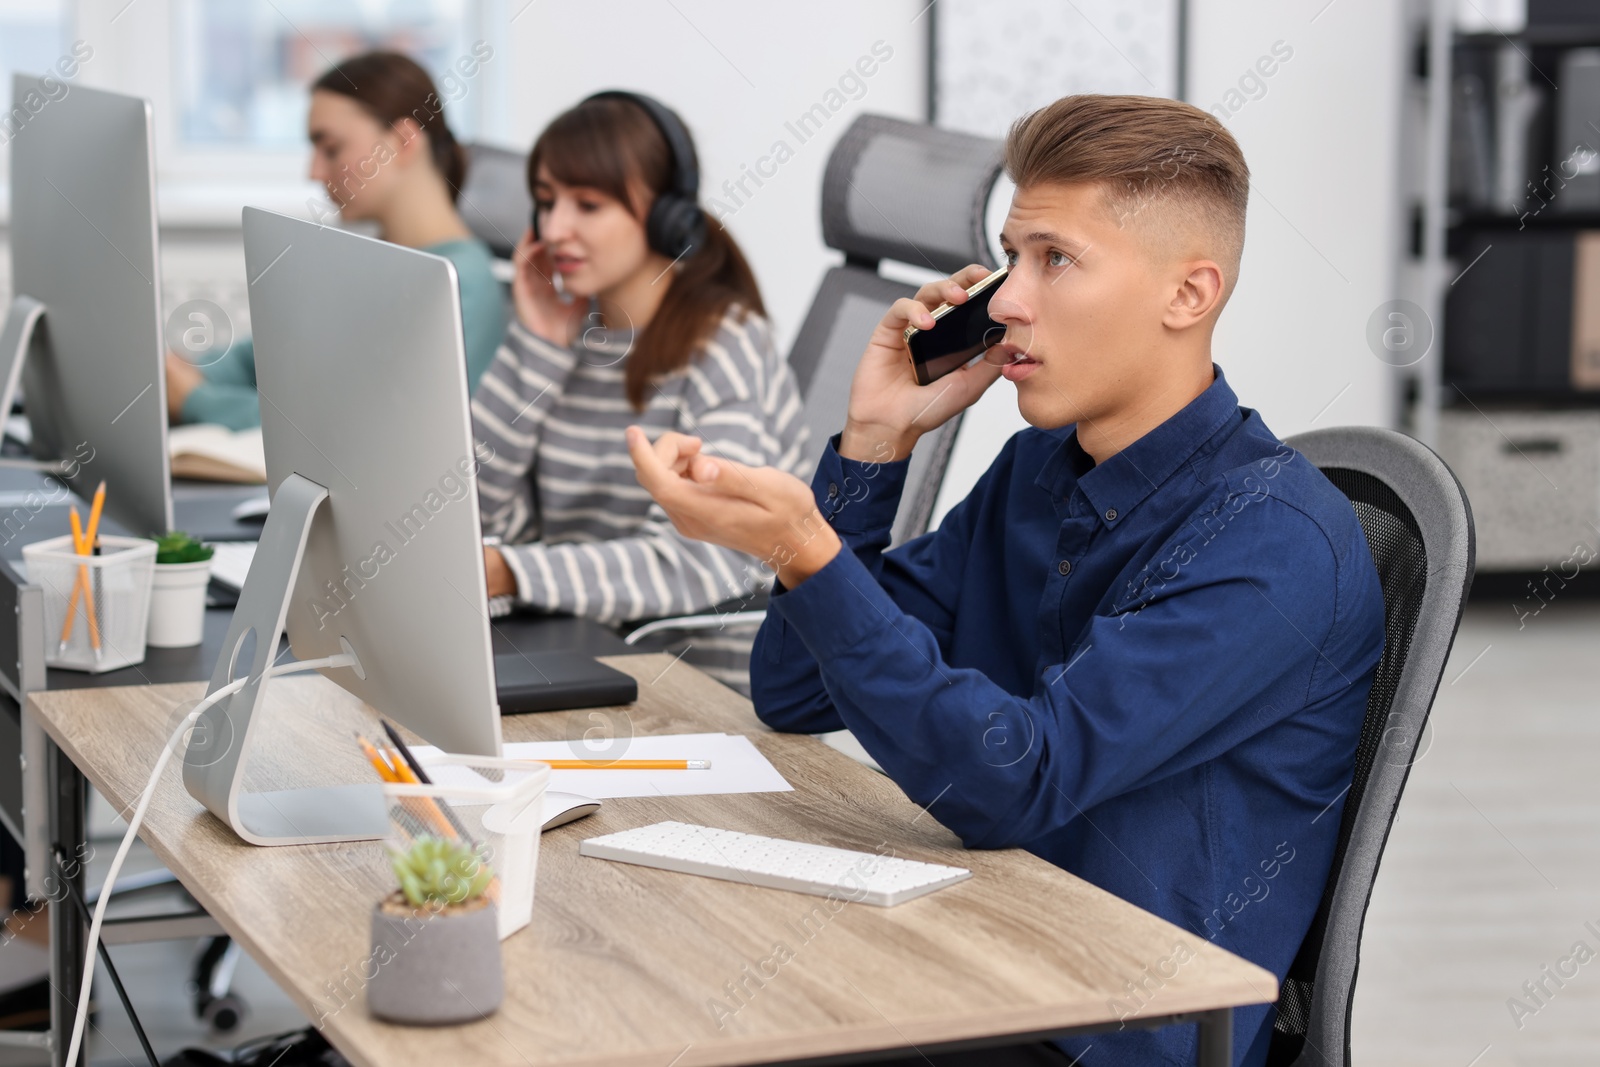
208, 541, 256, 591
579, 820, 971, 907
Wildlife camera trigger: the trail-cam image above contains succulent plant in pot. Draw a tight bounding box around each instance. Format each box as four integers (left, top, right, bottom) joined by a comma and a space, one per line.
146, 531, 214, 648
368, 835, 503, 1025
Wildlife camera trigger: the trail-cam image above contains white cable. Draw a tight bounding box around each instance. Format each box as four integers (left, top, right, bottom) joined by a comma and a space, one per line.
64, 652, 355, 1067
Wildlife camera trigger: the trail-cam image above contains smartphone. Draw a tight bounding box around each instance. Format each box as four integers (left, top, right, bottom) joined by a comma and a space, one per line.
902, 266, 1009, 386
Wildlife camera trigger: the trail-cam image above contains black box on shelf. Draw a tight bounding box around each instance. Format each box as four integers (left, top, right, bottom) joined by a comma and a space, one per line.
1530, 1, 1600, 29
1445, 229, 1576, 393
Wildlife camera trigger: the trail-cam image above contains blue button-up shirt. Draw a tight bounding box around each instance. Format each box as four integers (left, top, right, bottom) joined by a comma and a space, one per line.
751, 368, 1385, 1066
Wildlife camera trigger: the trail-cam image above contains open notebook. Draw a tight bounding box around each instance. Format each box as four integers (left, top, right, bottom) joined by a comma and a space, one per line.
168, 424, 266, 483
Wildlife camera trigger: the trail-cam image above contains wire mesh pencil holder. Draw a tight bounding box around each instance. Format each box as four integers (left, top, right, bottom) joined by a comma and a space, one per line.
381, 755, 551, 940
22, 534, 157, 673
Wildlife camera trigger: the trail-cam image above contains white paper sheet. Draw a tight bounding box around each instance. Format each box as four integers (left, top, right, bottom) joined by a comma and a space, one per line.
413, 732, 792, 799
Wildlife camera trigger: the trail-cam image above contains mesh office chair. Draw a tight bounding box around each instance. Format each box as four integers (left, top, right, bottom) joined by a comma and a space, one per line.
456, 142, 532, 260
796, 113, 1005, 546
1267, 427, 1475, 1067
624, 114, 1005, 651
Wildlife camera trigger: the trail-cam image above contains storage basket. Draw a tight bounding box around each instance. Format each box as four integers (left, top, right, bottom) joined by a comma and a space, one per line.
22, 534, 157, 673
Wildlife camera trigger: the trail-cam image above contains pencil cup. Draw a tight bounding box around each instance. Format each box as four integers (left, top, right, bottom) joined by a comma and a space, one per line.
23, 534, 157, 673
381, 755, 551, 940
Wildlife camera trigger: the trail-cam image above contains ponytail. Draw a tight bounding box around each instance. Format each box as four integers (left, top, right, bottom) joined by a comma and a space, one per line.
624, 212, 764, 410
424, 113, 469, 201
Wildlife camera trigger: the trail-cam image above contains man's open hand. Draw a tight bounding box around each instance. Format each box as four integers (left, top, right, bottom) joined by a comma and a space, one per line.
627, 427, 842, 589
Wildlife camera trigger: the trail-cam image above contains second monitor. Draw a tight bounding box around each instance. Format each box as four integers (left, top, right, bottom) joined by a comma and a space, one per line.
184, 207, 503, 845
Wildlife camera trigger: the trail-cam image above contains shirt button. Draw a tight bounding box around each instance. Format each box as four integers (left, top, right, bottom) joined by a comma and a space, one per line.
1058, 560, 1072, 576
1105, 508, 1118, 522
827, 482, 839, 500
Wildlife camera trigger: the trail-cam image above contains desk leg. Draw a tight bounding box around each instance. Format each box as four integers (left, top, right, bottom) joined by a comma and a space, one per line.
1196, 1008, 1232, 1067
47, 739, 86, 1067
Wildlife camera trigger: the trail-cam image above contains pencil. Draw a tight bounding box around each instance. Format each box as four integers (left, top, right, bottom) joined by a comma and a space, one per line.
378, 721, 476, 843
84, 483, 105, 661
58, 507, 88, 652
88, 538, 102, 660
356, 733, 402, 782
356, 733, 435, 841
378, 742, 462, 841
526, 759, 711, 770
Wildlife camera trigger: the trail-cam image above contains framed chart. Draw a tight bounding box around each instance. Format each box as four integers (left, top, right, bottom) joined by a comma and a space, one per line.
929, 0, 1186, 136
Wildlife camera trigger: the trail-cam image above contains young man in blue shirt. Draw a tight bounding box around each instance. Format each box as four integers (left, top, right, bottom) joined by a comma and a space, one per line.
628, 94, 1386, 1066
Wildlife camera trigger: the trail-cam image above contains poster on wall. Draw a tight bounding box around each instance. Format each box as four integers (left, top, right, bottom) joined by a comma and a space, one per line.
931, 0, 1182, 137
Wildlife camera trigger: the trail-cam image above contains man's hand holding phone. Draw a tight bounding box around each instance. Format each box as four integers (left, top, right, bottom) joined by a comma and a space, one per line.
838, 263, 1005, 463
627, 263, 1008, 591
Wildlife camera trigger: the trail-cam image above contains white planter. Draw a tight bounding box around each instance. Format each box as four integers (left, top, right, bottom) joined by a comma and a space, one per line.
147, 559, 211, 648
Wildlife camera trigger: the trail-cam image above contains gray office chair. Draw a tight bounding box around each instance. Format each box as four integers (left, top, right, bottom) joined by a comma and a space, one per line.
457, 142, 533, 260
625, 114, 1005, 653
795, 113, 1005, 545
1267, 427, 1475, 1067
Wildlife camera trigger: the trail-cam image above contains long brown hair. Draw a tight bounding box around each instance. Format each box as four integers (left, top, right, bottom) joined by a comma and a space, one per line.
312, 51, 468, 200
529, 95, 764, 410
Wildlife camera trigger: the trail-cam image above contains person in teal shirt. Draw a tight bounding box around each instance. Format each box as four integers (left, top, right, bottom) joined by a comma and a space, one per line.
167, 51, 506, 429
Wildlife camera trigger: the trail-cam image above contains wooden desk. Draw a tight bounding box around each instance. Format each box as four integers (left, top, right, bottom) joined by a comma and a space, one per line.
27, 655, 1276, 1066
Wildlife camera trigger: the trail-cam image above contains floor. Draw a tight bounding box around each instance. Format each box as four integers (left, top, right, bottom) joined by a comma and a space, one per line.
1351, 598, 1600, 1066
0, 811, 308, 1067
1, 598, 1596, 1066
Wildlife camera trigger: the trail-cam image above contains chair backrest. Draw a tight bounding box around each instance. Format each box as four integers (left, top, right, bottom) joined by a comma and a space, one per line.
791, 114, 1005, 546
1269, 427, 1475, 1067
457, 142, 532, 259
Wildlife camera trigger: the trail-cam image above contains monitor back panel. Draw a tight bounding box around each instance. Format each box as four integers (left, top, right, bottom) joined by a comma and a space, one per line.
8, 75, 172, 537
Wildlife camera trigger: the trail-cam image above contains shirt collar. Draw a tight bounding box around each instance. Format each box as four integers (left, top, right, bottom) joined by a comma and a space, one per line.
1033, 365, 1241, 527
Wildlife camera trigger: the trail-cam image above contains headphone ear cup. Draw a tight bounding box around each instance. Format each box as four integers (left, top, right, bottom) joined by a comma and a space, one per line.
647, 195, 707, 261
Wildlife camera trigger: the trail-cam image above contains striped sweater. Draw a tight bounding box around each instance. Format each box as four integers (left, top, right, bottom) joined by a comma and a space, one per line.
470, 305, 809, 690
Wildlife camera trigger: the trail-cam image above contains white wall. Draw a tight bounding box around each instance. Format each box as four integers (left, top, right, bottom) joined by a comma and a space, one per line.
504, 0, 928, 353
2, 1, 928, 371
1186, 0, 1406, 435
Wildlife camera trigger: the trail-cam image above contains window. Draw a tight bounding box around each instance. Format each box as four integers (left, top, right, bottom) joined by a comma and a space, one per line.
173, 0, 490, 149
0, 0, 69, 131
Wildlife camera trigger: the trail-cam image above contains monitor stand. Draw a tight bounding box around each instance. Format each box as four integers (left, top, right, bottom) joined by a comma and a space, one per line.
0, 295, 96, 476
182, 472, 388, 846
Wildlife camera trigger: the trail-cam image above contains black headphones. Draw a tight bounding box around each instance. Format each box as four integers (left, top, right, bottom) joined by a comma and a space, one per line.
530, 90, 706, 261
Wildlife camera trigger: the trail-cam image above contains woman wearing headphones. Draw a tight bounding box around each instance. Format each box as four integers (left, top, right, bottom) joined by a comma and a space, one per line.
474, 92, 807, 692
166, 51, 506, 429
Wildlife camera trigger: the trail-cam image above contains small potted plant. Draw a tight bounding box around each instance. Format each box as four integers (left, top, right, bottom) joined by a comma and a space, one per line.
368, 835, 502, 1025
146, 531, 214, 648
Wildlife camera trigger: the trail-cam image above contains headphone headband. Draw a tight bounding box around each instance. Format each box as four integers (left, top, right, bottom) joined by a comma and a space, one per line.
581, 90, 700, 204
531, 90, 707, 261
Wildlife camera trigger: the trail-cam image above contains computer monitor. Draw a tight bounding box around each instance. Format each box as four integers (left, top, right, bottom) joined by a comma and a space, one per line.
0, 75, 173, 537
183, 207, 501, 846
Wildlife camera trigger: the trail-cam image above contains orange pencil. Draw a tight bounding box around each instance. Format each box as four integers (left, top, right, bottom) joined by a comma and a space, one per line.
380, 742, 461, 839
58, 508, 95, 653
355, 733, 402, 782
527, 759, 711, 770
82, 482, 106, 659
84, 481, 106, 542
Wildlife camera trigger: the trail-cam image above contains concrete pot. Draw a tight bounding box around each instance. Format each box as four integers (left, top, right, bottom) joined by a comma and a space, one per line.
367, 893, 502, 1025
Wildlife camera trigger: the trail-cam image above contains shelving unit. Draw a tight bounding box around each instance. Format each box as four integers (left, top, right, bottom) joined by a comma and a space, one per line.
1410, 0, 1600, 573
